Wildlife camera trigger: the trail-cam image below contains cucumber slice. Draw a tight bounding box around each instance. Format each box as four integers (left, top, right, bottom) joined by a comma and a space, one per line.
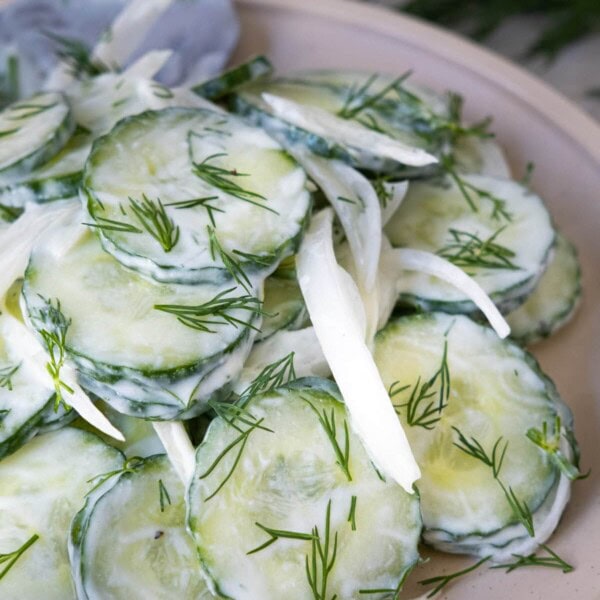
452, 136, 511, 178
83, 107, 311, 284
0, 92, 74, 181
192, 55, 273, 101
188, 378, 422, 599
70, 455, 211, 599
374, 313, 573, 557
232, 70, 451, 172
256, 275, 308, 341
0, 132, 91, 207
0, 427, 123, 598
0, 311, 56, 459
507, 233, 581, 345
384, 176, 555, 314
22, 228, 260, 420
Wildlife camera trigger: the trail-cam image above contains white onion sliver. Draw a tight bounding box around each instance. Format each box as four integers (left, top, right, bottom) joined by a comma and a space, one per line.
392, 248, 510, 338
262, 93, 437, 168
381, 180, 408, 225
153, 421, 196, 485
290, 150, 381, 293
124, 49, 173, 79
297, 208, 420, 493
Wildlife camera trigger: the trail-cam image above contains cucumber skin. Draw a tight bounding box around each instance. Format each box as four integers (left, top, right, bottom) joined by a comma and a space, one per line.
0, 92, 75, 180
193, 55, 274, 101
0, 171, 81, 207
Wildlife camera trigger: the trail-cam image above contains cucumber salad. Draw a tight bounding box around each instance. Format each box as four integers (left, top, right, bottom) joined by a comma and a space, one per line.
0, 1, 586, 598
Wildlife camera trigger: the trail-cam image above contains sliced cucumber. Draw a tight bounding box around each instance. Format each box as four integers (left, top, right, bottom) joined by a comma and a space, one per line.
0, 427, 123, 598
452, 135, 511, 178
374, 313, 574, 557
22, 228, 260, 419
192, 55, 273, 100
0, 92, 74, 181
0, 132, 90, 207
188, 377, 421, 599
70, 454, 211, 599
384, 175, 555, 314
256, 275, 308, 341
0, 311, 56, 459
83, 107, 311, 284
507, 233, 581, 345
232, 70, 451, 172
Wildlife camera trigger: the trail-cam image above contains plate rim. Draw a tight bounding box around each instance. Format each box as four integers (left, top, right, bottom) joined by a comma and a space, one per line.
235, 0, 600, 166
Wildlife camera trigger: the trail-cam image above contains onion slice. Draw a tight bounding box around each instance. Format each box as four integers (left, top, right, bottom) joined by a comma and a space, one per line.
153, 421, 196, 485
262, 92, 437, 168
389, 247, 510, 338
297, 208, 420, 493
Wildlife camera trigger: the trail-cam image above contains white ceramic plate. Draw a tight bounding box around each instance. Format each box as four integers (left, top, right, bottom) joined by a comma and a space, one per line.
232, 1, 600, 598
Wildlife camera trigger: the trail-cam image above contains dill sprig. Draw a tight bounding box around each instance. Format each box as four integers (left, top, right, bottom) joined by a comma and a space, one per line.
192, 153, 278, 214
86, 456, 144, 495
441, 155, 513, 221
391, 339, 451, 430
164, 196, 223, 227
158, 479, 172, 513
44, 31, 107, 78
154, 288, 265, 334
0, 364, 19, 391
85, 214, 143, 234
304, 397, 352, 481
347, 495, 357, 531
358, 566, 413, 598
491, 544, 574, 573
237, 352, 297, 407
34, 298, 74, 412
419, 555, 491, 597
527, 416, 589, 481
199, 416, 271, 501
437, 227, 520, 271
128, 195, 180, 253
248, 500, 339, 600
0, 127, 19, 138
0, 409, 9, 423
453, 428, 535, 536
207, 225, 252, 292
207, 400, 274, 435
0, 534, 40, 581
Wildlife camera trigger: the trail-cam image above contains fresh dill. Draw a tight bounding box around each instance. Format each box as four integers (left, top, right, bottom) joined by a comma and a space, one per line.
347, 495, 357, 531
452, 428, 535, 536
0, 534, 40, 581
158, 479, 172, 513
34, 298, 74, 412
207, 400, 274, 435
248, 500, 339, 600
490, 544, 574, 573
164, 196, 223, 226
419, 555, 491, 597
0, 127, 19, 138
154, 287, 265, 334
0, 364, 19, 391
207, 225, 252, 292
304, 397, 352, 481
199, 416, 270, 501
192, 152, 278, 214
371, 175, 394, 210
358, 565, 413, 598
521, 162, 536, 188
86, 456, 144, 495
7, 101, 58, 120
441, 155, 512, 221
437, 227, 520, 271
391, 339, 451, 430
85, 214, 143, 234
526, 416, 589, 481
0, 409, 9, 423
336, 195, 358, 205
128, 195, 180, 253
44, 31, 107, 78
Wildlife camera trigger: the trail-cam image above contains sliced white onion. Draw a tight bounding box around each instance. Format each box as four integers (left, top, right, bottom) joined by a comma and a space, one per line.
0, 200, 79, 300
290, 149, 381, 293
297, 208, 420, 493
261, 93, 437, 168
381, 180, 408, 225
92, 0, 175, 70
2, 313, 124, 442
235, 327, 331, 393
124, 49, 173, 79
153, 421, 196, 485
390, 247, 510, 339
